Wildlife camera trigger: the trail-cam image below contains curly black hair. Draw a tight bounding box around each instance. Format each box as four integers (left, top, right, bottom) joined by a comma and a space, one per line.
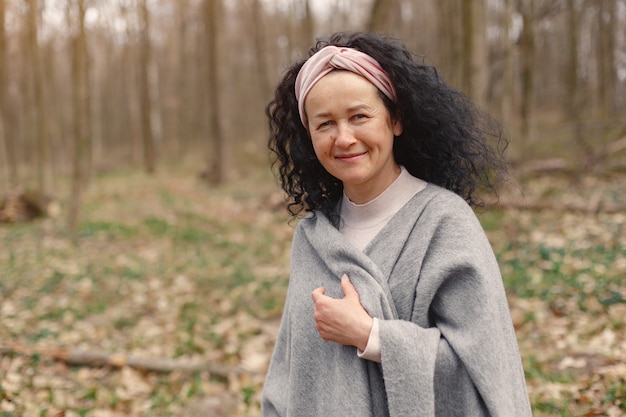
267, 32, 508, 218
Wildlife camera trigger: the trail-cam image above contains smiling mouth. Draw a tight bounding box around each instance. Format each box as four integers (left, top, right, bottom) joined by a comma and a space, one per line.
335, 152, 366, 161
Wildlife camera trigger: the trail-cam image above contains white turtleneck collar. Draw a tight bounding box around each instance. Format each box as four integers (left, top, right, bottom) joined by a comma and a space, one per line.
339, 167, 427, 251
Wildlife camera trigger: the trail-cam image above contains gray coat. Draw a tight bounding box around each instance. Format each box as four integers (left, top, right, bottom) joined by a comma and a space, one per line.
262, 184, 532, 417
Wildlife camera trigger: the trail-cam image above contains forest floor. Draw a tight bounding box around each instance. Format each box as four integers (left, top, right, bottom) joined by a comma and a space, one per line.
1, 166, 625, 417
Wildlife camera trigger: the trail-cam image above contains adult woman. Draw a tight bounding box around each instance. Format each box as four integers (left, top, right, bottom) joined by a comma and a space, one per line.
262, 32, 532, 417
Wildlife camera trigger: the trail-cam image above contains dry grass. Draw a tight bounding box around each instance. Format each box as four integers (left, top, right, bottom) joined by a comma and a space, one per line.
1, 166, 625, 416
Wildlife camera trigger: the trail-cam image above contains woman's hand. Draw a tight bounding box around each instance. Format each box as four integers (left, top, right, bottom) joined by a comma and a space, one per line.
311, 274, 373, 351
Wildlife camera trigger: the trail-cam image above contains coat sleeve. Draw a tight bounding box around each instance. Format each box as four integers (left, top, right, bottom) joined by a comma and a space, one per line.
379, 196, 532, 417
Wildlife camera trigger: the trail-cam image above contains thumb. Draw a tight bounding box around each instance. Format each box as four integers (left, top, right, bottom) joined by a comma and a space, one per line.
311, 287, 326, 302
340, 274, 359, 299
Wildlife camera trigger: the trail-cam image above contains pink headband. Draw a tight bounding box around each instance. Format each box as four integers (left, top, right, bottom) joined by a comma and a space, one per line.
294, 46, 396, 127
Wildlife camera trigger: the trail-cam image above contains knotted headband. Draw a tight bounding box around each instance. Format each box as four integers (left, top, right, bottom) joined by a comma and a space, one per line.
294, 46, 397, 127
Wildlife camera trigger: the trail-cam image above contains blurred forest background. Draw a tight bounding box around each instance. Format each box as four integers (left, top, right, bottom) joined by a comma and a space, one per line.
0, 0, 625, 204
1, 0, 626, 416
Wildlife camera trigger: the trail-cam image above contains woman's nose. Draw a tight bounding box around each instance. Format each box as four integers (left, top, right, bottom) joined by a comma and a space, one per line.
334, 123, 356, 147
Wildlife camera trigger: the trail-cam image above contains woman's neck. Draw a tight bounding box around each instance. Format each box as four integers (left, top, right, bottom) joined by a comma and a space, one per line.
343, 164, 402, 205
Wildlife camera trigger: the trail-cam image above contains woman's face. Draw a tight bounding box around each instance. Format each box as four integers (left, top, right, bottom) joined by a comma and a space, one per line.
305, 70, 402, 204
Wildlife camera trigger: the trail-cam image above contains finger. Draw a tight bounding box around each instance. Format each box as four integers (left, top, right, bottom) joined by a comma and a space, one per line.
311, 287, 326, 302
340, 274, 358, 299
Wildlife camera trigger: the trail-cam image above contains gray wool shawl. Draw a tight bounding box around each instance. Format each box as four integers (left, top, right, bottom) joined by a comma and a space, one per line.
262, 184, 532, 417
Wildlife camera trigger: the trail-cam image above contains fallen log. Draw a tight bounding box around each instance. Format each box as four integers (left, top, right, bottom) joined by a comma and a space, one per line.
0, 343, 259, 376
606, 136, 626, 154
0, 189, 60, 223
512, 136, 626, 178
488, 198, 626, 214
513, 158, 571, 177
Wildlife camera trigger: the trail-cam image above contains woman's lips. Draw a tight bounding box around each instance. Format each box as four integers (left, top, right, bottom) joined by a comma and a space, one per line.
335, 152, 366, 162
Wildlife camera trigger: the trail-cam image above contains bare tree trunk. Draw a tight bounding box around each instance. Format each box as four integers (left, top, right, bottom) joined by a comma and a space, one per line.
596, 0, 616, 118
302, 0, 315, 50
120, 4, 142, 165
565, 0, 580, 122
289, 0, 314, 58
249, 0, 274, 149
26, 0, 47, 193
501, 0, 515, 128
67, 0, 91, 244
436, 0, 463, 87
461, 0, 488, 106
564, 0, 591, 162
518, 0, 535, 148
0, 0, 15, 189
368, 0, 395, 32
173, 0, 188, 158
138, 0, 156, 174
90, 36, 108, 169
251, 0, 271, 102
203, 0, 225, 184
40, 43, 60, 182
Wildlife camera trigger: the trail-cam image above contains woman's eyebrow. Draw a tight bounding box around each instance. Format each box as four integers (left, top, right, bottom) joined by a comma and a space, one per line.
311, 111, 332, 121
312, 104, 373, 120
